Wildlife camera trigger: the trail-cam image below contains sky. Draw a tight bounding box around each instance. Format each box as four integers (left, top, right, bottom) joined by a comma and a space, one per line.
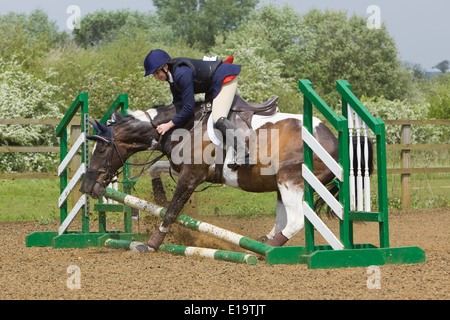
0, 0, 448, 70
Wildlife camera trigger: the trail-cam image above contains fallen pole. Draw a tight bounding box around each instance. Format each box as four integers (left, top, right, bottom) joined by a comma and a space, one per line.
104, 239, 258, 265
104, 188, 273, 256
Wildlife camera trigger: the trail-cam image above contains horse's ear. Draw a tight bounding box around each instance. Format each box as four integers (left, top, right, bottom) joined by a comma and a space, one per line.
89, 121, 100, 133
95, 120, 112, 138
89, 120, 112, 139
95, 120, 107, 132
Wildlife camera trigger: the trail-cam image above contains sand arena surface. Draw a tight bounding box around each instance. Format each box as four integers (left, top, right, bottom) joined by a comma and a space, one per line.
0, 208, 448, 300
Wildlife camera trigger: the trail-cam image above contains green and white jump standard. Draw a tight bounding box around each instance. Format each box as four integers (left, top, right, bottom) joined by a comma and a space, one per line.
104, 239, 258, 265
26, 93, 144, 248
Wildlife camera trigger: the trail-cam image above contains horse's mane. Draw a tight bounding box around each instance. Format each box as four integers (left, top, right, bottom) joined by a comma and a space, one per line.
108, 113, 137, 127
109, 100, 207, 128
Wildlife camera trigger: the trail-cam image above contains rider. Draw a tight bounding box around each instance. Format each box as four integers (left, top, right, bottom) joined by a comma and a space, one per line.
144, 49, 252, 170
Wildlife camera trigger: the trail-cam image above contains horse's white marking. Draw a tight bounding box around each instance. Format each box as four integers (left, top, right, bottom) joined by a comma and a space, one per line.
276, 182, 304, 239
252, 112, 301, 129
127, 109, 158, 123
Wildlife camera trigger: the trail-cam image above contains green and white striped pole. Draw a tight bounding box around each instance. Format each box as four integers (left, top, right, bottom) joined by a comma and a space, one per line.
104, 239, 258, 265
104, 188, 273, 256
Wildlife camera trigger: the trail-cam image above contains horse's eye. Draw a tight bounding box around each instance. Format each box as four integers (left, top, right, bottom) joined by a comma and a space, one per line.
96, 146, 107, 155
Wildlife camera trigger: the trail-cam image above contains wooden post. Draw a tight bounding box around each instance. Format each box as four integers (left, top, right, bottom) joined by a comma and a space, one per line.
70, 125, 82, 208
400, 124, 411, 208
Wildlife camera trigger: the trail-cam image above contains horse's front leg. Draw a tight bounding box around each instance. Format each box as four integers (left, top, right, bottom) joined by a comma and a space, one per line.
146, 168, 205, 251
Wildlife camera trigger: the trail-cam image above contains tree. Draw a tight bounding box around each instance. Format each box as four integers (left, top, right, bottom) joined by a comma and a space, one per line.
214, 6, 414, 108
300, 9, 414, 105
403, 61, 425, 80
73, 9, 176, 48
0, 10, 66, 67
433, 60, 449, 74
73, 9, 133, 47
153, 0, 259, 50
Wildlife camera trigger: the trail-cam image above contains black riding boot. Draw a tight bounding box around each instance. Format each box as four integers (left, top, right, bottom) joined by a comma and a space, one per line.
215, 117, 253, 170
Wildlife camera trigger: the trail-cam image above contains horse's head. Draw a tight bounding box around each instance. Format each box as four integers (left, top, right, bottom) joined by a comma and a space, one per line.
80, 114, 159, 199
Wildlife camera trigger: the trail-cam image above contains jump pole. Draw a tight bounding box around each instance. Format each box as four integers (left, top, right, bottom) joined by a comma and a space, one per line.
104, 239, 258, 265
103, 188, 273, 256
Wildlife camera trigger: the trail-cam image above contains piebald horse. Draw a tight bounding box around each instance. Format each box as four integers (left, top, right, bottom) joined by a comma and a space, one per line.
80, 99, 358, 251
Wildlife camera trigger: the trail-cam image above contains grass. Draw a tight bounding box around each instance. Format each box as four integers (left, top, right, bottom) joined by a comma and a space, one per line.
0, 178, 60, 221
382, 174, 450, 209
122, 176, 277, 218
0, 172, 448, 222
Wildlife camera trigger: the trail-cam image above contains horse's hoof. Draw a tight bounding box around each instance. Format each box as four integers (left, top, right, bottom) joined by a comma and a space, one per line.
257, 235, 269, 243
264, 232, 289, 247
133, 244, 155, 253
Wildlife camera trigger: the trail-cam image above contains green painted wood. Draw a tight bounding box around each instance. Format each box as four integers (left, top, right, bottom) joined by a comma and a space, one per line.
105, 239, 258, 265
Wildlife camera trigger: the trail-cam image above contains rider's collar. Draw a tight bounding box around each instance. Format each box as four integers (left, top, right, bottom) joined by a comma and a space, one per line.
167, 70, 173, 83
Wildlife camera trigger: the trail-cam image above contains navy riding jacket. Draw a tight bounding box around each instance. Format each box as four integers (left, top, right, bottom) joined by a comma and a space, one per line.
169, 62, 241, 127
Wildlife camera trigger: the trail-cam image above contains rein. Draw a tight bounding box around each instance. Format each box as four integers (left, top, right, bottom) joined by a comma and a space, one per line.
95, 114, 164, 188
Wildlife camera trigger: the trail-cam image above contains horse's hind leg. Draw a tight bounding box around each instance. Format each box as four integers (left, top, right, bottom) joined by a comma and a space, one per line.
148, 161, 178, 206
265, 182, 304, 247
259, 191, 286, 242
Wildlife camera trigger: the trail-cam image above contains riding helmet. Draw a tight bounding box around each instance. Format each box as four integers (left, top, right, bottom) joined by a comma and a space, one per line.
144, 49, 172, 77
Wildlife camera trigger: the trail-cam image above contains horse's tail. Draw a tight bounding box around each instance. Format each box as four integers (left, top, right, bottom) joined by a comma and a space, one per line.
313, 181, 340, 218
313, 136, 374, 217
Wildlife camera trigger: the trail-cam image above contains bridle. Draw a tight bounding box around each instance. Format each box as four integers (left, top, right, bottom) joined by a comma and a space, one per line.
91, 113, 164, 190
88, 126, 128, 190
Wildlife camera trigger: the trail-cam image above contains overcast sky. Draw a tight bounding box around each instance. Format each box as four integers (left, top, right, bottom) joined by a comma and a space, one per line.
1, 0, 448, 69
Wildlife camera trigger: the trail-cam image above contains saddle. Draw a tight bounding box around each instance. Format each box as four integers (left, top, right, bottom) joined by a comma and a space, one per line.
229, 95, 279, 134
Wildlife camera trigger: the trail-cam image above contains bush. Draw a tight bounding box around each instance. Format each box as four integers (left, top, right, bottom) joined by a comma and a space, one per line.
424, 73, 450, 120
0, 59, 63, 172
73, 10, 176, 47
361, 96, 444, 145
